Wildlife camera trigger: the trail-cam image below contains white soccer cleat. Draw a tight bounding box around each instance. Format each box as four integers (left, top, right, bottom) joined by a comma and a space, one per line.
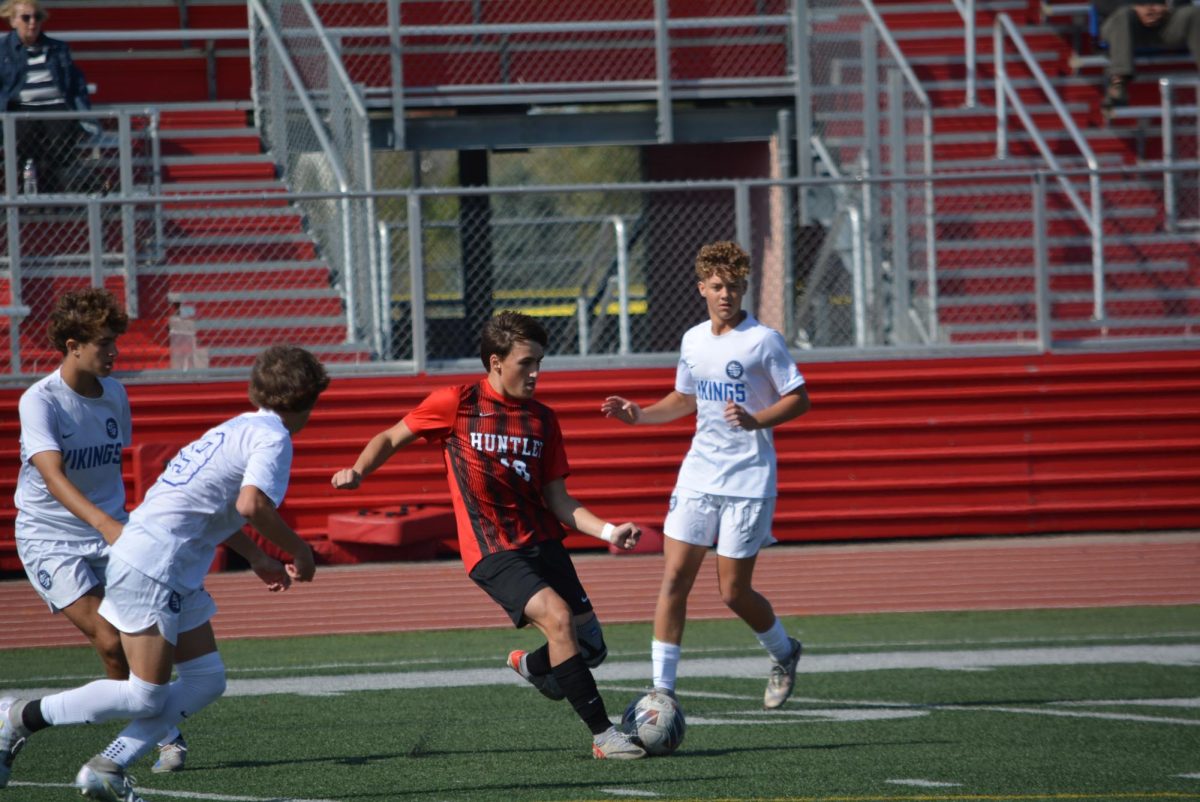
763, 638, 802, 710
151, 733, 188, 773
0, 696, 30, 789
75, 755, 145, 802
506, 649, 566, 701
592, 726, 647, 760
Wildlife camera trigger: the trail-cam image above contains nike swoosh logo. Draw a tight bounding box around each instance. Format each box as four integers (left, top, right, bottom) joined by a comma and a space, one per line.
580, 595, 589, 603
479, 412, 495, 417
61, 431, 75, 439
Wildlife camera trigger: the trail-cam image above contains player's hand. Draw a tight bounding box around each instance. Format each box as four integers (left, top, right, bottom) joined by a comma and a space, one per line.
250, 554, 292, 592
601, 396, 640, 425
610, 522, 641, 551
286, 546, 317, 583
723, 400, 758, 430
98, 520, 124, 546
331, 468, 362, 490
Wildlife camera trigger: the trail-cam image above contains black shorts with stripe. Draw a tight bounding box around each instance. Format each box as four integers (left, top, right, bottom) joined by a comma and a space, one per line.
468, 539, 593, 628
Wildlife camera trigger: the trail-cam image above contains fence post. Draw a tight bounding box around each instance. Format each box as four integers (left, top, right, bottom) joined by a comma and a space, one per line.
1032, 171, 1051, 351
888, 69, 911, 343
118, 112, 139, 318
1161, 77, 1175, 232
791, 0, 812, 201
407, 193, 427, 374
653, 0, 673, 143
387, 0, 405, 150
612, 216, 631, 355
735, 182, 753, 317
778, 110, 797, 343
88, 198, 105, 290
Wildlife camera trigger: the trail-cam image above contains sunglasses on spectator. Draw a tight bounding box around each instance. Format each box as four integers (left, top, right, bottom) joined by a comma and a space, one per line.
18, 13, 45, 22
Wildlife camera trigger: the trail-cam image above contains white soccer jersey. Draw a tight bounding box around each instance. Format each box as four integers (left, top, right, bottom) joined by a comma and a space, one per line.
15, 369, 131, 542
673, 313, 805, 498
111, 409, 293, 593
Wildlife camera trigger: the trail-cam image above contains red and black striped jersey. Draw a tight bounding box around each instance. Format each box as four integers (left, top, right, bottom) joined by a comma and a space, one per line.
402, 380, 570, 573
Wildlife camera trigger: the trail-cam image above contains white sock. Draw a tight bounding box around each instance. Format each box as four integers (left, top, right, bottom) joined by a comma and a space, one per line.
40, 674, 167, 726
755, 619, 794, 663
651, 639, 681, 691
100, 652, 227, 768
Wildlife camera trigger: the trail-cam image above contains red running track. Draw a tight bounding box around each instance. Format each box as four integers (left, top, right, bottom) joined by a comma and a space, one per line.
1, 531, 1198, 650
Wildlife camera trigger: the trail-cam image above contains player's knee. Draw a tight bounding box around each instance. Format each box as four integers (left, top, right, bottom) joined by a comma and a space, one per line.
178, 652, 227, 707
125, 677, 170, 718
576, 615, 608, 668
719, 582, 751, 610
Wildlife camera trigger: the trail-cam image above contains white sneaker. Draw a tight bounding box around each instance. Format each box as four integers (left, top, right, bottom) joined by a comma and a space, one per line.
592, 726, 647, 760
75, 756, 145, 802
151, 733, 188, 773
763, 638, 802, 710
506, 649, 565, 701
0, 697, 31, 789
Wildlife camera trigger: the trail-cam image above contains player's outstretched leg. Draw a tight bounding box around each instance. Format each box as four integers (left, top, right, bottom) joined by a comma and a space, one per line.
507, 649, 566, 701
75, 755, 145, 802
0, 697, 32, 788
763, 638, 802, 710
592, 726, 647, 760
152, 732, 188, 773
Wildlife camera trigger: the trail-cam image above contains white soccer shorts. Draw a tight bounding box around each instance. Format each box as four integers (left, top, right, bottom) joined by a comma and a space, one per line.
98, 555, 217, 645
16, 536, 109, 612
662, 489, 777, 559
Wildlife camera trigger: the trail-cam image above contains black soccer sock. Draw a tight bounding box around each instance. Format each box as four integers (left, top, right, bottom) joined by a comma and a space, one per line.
526, 644, 551, 676
551, 653, 611, 735
20, 699, 49, 733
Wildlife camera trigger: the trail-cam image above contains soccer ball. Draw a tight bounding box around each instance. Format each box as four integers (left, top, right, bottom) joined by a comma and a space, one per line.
621, 690, 686, 756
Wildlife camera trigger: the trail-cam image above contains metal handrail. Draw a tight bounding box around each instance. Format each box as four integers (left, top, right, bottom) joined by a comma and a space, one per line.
56, 28, 248, 42
948, 0, 977, 107
1158, 75, 1200, 231
994, 12, 1105, 320
248, 0, 358, 344
858, 0, 939, 344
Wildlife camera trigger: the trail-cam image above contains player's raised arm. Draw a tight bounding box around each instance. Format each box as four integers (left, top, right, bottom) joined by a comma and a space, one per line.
601, 390, 695, 426
331, 420, 419, 489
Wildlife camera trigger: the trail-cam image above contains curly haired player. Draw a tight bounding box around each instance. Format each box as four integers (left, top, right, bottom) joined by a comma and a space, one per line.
602, 241, 810, 710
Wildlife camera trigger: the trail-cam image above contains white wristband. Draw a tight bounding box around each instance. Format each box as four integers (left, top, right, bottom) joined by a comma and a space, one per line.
599, 522, 617, 543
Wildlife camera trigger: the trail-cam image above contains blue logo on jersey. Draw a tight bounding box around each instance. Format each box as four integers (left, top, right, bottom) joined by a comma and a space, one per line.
668, 494, 677, 512
106, 418, 119, 439
168, 592, 182, 613
725, 361, 745, 380
37, 569, 52, 590
64, 442, 124, 471
696, 380, 747, 403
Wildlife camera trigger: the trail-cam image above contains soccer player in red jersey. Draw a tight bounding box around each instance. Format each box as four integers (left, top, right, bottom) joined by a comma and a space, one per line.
331, 311, 647, 760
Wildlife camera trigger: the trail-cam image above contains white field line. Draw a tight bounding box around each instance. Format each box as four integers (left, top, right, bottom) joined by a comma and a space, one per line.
886, 779, 963, 787
14, 631, 1200, 685
10, 781, 341, 802
6, 643, 1200, 702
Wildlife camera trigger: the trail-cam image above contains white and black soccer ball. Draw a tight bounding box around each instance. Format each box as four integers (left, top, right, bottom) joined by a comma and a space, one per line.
621, 690, 686, 756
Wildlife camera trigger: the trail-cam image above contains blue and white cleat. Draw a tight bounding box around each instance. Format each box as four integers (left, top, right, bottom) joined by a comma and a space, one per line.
763, 637, 803, 710
152, 733, 188, 773
0, 696, 30, 789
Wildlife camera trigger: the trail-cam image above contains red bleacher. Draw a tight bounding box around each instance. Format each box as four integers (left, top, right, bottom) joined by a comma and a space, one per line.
2, 350, 1198, 573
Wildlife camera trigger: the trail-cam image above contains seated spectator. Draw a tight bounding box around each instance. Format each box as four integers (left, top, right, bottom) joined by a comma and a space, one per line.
0, 0, 93, 192
1095, 0, 1200, 109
